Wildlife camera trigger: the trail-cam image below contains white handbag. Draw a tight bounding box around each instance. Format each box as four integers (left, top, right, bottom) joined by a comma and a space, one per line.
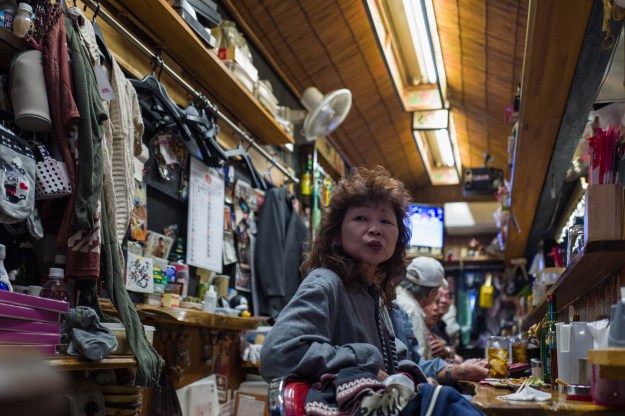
33, 143, 72, 200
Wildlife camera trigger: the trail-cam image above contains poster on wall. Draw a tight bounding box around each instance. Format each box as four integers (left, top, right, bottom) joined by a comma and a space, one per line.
125, 253, 154, 293
187, 157, 225, 272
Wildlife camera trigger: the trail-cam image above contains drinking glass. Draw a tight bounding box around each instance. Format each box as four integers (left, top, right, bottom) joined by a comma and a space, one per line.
487, 336, 509, 378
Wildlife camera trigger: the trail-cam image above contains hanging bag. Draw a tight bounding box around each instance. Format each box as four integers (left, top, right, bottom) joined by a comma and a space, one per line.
31, 143, 72, 200
0, 125, 35, 223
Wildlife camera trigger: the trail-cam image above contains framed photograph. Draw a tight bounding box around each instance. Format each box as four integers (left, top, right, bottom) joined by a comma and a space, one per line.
144, 231, 174, 259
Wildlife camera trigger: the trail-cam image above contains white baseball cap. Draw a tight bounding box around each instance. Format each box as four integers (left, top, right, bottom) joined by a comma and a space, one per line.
405, 257, 448, 289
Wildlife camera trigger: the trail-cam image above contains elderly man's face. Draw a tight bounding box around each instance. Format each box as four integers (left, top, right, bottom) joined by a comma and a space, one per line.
436, 287, 451, 315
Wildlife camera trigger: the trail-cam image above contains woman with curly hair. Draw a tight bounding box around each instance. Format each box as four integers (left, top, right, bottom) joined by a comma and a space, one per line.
260, 166, 419, 382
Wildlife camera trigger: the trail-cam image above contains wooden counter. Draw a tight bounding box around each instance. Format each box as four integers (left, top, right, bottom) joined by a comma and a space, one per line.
471, 383, 624, 415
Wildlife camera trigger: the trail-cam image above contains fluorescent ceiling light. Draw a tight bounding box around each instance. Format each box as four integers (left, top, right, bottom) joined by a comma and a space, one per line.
444, 202, 475, 227
444, 202, 500, 236
403, 0, 437, 84
435, 129, 454, 166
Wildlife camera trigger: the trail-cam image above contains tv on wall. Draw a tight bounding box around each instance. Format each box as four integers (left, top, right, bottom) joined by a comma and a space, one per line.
407, 204, 444, 256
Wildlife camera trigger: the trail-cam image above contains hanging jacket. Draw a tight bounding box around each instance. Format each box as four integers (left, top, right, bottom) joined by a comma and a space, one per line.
254, 187, 307, 318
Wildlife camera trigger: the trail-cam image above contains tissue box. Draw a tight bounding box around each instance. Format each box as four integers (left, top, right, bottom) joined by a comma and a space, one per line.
584, 184, 625, 242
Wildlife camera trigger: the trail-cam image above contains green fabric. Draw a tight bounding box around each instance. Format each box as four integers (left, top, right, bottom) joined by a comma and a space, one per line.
66, 18, 107, 230
101, 196, 161, 387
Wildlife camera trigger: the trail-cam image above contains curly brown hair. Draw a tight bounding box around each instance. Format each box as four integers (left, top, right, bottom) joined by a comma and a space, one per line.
300, 166, 412, 305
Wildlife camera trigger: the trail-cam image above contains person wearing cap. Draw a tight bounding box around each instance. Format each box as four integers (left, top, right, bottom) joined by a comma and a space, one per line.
393, 256, 489, 384
395, 256, 448, 359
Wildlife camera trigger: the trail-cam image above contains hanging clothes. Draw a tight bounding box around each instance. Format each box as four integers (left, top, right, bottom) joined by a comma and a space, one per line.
38, 3, 80, 235
254, 187, 307, 318
64, 16, 108, 279
69, 6, 144, 245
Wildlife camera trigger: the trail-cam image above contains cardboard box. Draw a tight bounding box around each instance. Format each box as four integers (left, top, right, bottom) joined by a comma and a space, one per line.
0, 302, 62, 323
0, 317, 61, 334
234, 392, 268, 416
217, 47, 259, 82
584, 183, 625, 242
0, 289, 69, 314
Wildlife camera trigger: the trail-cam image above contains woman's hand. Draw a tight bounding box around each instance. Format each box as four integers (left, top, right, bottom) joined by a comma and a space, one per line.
378, 370, 389, 380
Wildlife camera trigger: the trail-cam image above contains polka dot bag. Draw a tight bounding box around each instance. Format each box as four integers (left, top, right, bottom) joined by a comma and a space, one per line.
32, 143, 72, 200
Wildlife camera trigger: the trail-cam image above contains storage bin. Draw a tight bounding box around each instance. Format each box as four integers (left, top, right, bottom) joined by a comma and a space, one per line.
102, 323, 155, 355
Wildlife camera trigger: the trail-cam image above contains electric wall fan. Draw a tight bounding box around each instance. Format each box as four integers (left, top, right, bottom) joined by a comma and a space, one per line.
299, 87, 352, 142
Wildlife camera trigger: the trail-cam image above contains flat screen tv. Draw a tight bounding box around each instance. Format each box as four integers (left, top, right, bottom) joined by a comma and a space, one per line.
407, 204, 444, 256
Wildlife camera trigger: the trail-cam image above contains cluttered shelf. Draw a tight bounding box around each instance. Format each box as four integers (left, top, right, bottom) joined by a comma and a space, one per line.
521, 240, 625, 331
136, 305, 265, 330
46, 355, 137, 371
100, 299, 264, 330
111, 0, 293, 146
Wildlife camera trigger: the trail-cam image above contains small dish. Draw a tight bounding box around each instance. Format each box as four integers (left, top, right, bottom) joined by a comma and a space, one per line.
484, 378, 510, 388
507, 377, 547, 389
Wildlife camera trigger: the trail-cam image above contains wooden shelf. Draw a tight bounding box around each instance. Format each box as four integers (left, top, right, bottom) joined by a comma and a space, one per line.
522, 240, 625, 331
136, 305, 265, 330
116, 0, 293, 146
0, 29, 26, 70
47, 355, 137, 371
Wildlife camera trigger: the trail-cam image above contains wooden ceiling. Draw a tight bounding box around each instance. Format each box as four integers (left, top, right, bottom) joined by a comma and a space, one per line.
223, 0, 529, 202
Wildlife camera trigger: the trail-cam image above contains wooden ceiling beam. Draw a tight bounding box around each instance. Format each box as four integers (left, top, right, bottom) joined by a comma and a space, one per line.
505, 0, 594, 263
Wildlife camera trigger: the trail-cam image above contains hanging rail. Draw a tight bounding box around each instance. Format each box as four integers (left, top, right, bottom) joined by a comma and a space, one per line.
82, 0, 298, 184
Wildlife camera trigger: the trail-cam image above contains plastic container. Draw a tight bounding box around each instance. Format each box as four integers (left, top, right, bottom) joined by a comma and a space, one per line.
203, 285, 217, 313
39, 268, 67, 302
102, 323, 155, 355
12, 2, 31, 38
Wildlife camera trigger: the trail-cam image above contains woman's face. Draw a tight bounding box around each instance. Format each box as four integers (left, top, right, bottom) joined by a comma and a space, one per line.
338, 200, 399, 280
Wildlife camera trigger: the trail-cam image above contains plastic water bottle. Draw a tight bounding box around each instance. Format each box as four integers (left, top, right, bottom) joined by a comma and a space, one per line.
203, 285, 217, 313
40, 267, 68, 302
0, 244, 12, 291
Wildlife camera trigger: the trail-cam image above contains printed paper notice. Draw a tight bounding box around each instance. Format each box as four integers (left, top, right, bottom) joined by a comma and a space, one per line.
187, 157, 225, 272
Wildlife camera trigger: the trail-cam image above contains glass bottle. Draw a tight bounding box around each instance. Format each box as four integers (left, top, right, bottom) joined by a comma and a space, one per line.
540, 293, 558, 384
169, 237, 189, 298
301, 153, 312, 197
40, 267, 68, 302
12, 2, 31, 38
